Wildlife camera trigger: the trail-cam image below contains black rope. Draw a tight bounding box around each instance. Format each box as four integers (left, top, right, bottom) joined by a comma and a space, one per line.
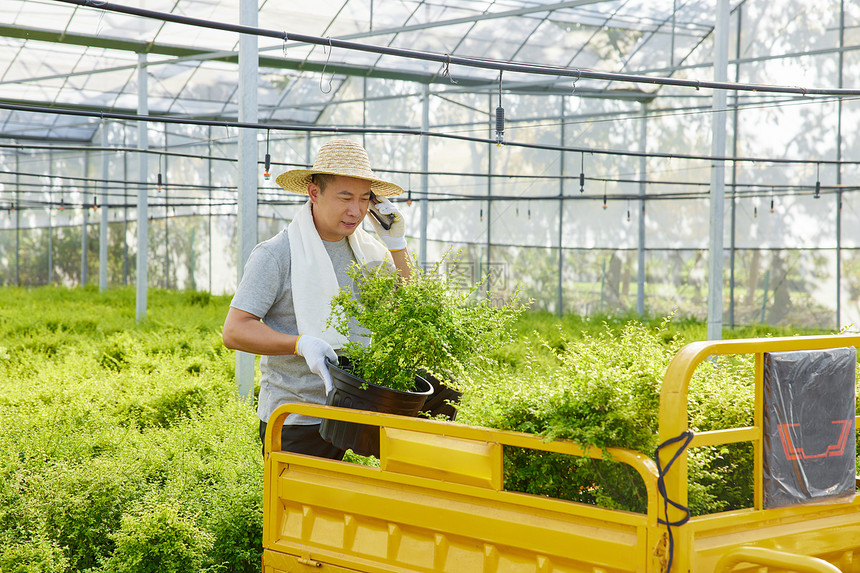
655, 430, 694, 573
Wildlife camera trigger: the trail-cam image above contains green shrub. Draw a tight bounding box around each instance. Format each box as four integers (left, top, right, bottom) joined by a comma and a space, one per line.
0, 285, 838, 573
329, 260, 526, 392
37, 461, 133, 570
0, 286, 262, 573
459, 317, 758, 515
0, 535, 69, 573
207, 484, 264, 573
105, 501, 211, 573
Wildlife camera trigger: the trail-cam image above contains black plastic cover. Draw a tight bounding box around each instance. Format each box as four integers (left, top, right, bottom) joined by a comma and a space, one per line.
763, 347, 856, 508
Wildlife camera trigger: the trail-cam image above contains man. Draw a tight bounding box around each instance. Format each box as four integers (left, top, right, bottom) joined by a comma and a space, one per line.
222, 139, 410, 458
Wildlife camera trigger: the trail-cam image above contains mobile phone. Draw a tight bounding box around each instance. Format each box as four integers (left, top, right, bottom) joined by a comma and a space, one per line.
368, 192, 394, 231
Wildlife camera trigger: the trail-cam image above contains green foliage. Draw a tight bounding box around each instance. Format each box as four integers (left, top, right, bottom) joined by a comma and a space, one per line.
207, 488, 263, 573
105, 501, 211, 573
458, 316, 759, 515
329, 259, 526, 391
0, 285, 842, 573
0, 286, 263, 573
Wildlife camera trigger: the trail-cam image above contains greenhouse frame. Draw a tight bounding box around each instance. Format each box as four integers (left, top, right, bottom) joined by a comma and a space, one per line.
2, 0, 860, 338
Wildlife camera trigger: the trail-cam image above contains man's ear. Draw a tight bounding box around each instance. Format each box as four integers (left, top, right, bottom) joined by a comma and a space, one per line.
307, 181, 320, 203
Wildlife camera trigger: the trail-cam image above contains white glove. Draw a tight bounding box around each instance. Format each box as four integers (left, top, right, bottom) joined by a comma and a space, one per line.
295, 334, 337, 395
368, 196, 407, 251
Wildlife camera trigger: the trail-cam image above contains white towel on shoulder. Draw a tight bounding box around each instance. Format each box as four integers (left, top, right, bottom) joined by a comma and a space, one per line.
288, 200, 391, 349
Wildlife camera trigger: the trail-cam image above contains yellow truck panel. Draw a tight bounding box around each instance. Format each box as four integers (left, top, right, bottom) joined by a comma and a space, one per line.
263, 335, 860, 573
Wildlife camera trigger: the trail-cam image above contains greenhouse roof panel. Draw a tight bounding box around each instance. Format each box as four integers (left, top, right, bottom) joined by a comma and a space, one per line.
0, 0, 755, 140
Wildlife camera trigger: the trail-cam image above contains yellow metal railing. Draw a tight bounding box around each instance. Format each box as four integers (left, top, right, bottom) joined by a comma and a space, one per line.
263, 334, 860, 573
266, 402, 662, 522
657, 334, 860, 518
655, 334, 860, 573
715, 547, 842, 573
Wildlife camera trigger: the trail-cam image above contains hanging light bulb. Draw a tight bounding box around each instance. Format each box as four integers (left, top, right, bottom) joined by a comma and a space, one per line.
770, 198, 774, 213
407, 189, 412, 206
157, 172, 163, 192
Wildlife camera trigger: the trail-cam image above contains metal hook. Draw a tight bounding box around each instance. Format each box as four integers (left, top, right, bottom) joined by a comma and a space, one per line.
320, 37, 334, 94
442, 54, 459, 85
572, 69, 581, 95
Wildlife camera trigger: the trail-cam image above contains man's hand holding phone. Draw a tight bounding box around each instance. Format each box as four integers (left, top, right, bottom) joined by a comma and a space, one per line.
367, 193, 406, 251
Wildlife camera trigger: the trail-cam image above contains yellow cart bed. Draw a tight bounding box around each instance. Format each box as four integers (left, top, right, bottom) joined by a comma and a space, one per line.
262, 334, 860, 573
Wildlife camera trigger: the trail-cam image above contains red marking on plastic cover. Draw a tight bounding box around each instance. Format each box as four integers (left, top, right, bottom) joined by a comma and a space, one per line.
778, 420, 853, 461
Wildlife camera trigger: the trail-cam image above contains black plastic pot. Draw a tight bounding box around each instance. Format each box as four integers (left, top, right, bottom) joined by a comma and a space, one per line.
319, 357, 433, 457
417, 369, 463, 421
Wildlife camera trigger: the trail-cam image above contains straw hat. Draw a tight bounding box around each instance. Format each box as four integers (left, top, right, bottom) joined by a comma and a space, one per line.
275, 139, 403, 197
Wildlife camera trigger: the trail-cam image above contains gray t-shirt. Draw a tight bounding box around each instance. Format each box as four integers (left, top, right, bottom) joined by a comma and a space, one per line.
230, 229, 366, 425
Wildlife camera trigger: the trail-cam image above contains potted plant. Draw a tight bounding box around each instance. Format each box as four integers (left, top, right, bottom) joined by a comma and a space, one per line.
320, 257, 526, 456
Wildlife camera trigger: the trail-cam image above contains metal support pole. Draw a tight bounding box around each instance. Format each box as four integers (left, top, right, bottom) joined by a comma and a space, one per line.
637, 104, 648, 315
208, 125, 213, 292
557, 96, 565, 317
48, 148, 53, 285
486, 94, 493, 298
163, 136, 169, 290
728, 5, 742, 329
707, 0, 730, 341
15, 152, 19, 286
235, 0, 259, 401
136, 53, 149, 321
835, 0, 845, 330
82, 149, 89, 286
122, 141, 129, 286
420, 85, 430, 270
100, 124, 109, 291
